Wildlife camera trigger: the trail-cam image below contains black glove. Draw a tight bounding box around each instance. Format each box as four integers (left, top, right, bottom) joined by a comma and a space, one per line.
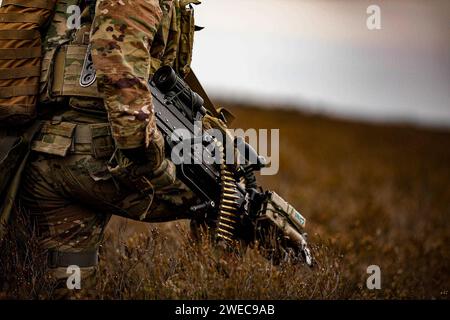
121, 128, 165, 171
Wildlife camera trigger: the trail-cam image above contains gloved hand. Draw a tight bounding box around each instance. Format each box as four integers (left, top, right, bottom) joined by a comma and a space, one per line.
120, 126, 165, 172
144, 125, 165, 172
108, 125, 174, 199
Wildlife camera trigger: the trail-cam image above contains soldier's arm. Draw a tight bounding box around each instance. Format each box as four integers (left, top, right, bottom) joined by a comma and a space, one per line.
90, 0, 163, 150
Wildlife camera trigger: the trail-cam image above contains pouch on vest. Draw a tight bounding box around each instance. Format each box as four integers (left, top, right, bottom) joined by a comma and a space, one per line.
151, 0, 176, 74
39, 0, 81, 104
40, 19, 102, 111
31, 120, 76, 157
152, 0, 199, 78
39, 2, 104, 113
90, 123, 115, 159
177, 0, 199, 77
0, 0, 56, 126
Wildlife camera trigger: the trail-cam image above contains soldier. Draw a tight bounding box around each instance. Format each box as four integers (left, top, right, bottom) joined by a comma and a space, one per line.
15, 0, 202, 292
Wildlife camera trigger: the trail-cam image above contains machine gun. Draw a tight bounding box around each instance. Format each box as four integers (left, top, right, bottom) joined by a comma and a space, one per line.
150, 66, 313, 266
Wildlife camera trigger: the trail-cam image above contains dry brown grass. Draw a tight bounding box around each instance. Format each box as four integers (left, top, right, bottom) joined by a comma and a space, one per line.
86, 223, 341, 299
1, 106, 449, 299
228, 106, 450, 299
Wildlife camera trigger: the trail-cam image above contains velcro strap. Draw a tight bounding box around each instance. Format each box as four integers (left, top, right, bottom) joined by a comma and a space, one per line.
48, 250, 99, 268
1, 0, 55, 10
0, 47, 41, 59
0, 85, 37, 98
0, 29, 40, 40
0, 65, 41, 79
74, 124, 112, 143
0, 13, 46, 24
74, 124, 92, 144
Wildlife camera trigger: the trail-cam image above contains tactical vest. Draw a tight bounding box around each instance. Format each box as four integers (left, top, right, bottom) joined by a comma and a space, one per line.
39, 0, 199, 113
0, 0, 56, 126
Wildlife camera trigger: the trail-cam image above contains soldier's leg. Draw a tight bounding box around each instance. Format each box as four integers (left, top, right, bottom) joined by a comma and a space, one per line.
20, 154, 115, 296
20, 153, 201, 296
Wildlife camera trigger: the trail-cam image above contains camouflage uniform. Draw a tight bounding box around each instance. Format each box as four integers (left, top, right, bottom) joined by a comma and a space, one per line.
19, 0, 200, 292
90, 0, 162, 149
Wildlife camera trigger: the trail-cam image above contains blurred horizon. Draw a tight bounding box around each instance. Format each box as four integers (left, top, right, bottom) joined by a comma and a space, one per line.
191, 0, 450, 128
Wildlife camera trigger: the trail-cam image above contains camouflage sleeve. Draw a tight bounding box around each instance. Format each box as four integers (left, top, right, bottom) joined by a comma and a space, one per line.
90, 0, 163, 149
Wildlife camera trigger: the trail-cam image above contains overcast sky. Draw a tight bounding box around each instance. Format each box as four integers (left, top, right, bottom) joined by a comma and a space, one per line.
191, 0, 450, 127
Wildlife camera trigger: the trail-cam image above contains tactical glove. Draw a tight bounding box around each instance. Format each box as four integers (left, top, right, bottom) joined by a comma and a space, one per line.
144, 125, 165, 172
120, 126, 165, 172
108, 126, 170, 193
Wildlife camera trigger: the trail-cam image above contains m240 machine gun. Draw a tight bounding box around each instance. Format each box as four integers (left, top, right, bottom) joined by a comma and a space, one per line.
150, 66, 313, 266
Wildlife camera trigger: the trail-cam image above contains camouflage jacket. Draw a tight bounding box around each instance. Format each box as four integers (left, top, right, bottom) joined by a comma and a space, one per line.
39, 0, 198, 149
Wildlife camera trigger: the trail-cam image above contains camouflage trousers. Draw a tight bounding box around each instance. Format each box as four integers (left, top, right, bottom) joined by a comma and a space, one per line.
19, 139, 198, 294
